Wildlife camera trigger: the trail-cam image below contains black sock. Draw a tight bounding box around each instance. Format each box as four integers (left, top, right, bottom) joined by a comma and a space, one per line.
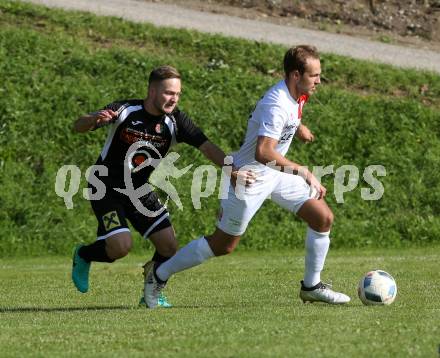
153, 261, 167, 284
78, 240, 115, 263
151, 251, 171, 264
150, 252, 169, 284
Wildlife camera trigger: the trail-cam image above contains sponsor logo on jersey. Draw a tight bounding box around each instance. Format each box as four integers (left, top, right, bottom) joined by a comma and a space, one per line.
120, 128, 167, 147
132, 153, 147, 166
155, 123, 163, 133
102, 211, 121, 231
279, 124, 297, 143
132, 120, 143, 126
279, 132, 294, 142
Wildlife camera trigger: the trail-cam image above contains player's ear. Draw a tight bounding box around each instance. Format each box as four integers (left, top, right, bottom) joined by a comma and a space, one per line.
147, 84, 156, 98
292, 70, 301, 81
286, 71, 300, 83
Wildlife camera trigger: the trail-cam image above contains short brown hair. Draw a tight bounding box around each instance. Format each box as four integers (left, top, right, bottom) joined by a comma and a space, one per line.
148, 65, 181, 85
283, 45, 320, 77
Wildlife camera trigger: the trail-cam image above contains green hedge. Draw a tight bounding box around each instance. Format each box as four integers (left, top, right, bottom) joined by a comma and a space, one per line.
0, 0, 439, 255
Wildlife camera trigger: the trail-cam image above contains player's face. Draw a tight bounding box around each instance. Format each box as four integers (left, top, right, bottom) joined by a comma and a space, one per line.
297, 58, 321, 96
152, 78, 181, 114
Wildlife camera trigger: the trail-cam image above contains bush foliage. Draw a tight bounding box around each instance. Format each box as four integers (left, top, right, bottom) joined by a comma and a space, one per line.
0, 1, 439, 255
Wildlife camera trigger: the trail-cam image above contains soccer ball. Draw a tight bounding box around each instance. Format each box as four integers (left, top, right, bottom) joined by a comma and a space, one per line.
358, 270, 397, 305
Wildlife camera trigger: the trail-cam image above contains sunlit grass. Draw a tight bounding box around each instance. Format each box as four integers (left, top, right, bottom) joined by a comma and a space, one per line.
0, 248, 438, 357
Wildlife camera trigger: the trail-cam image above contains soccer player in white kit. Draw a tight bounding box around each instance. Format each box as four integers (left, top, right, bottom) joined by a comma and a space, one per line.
144, 45, 350, 307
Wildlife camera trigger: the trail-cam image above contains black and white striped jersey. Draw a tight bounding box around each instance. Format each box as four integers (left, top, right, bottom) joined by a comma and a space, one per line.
93, 99, 208, 188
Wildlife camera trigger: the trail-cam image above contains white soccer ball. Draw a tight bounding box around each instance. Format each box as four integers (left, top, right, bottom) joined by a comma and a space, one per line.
358, 270, 397, 305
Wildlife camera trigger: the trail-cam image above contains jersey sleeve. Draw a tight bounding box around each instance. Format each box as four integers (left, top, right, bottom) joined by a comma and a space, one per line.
92, 101, 126, 130
257, 105, 288, 140
174, 110, 208, 148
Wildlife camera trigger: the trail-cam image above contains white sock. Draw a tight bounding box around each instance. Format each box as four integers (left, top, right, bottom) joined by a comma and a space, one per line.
156, 236, 214, 281
303, 227, 330, 288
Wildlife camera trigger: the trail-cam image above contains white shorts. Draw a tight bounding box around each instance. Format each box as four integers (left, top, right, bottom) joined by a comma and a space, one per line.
217, 171, 312, 236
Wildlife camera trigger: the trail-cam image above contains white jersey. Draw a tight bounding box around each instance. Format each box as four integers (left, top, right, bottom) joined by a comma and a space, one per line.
232, 79, 308, 176
218, 80, 312, 235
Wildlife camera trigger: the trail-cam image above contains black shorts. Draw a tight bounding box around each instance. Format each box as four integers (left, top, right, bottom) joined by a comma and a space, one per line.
90, 186, 171, 240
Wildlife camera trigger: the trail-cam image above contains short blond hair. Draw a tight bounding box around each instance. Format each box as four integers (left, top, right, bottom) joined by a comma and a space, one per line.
148, 65, 181, 85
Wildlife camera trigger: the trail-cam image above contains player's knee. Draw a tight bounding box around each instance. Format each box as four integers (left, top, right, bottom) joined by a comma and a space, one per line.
213, 243, 236, 256
160, 242, 178, 257
207, 230, 240, 256
121, 238, 133, 256
118, 245, 132, 258
327, 209, 334, 226
212, 247, 229, 256
319, 209, 334, 232
109, 237, 132, 259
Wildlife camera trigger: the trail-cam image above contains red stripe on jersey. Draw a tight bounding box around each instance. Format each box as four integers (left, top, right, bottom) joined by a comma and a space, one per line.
297, 94, 309, 120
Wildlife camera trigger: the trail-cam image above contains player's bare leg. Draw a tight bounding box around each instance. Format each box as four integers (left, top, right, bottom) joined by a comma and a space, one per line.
144, 228, 240, 308
205, 228, 241, 256
149, 226, 178, 258
72, 231, 131, 293
105, 231, 133, 260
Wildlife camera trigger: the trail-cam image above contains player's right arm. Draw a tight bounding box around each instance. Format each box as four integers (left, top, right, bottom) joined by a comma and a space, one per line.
255, 135, 326, 199
73, 109, 118, 133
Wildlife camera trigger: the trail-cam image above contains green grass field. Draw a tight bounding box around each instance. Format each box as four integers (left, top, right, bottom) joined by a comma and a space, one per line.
0, 0, 439, 254
1, 248, 438, 357
0, 2, 439, 356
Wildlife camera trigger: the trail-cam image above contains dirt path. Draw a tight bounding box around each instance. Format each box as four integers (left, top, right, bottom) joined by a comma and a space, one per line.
23, 0, 440, 73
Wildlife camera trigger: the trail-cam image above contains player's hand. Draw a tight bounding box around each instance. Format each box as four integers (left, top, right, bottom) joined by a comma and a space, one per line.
95, 109, 117, 127
308, 174, 326, 200
299, 168, 325, 200
295, 124, 314, 143
231, 166, 257, 187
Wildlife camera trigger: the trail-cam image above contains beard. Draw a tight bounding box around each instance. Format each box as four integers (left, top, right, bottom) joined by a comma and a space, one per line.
152, 99, 166, 115
153, 99, 175, 114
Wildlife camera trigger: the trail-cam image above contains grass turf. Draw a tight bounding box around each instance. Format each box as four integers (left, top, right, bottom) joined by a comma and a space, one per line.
0, 0, 439, 254
0, 248, 438, 357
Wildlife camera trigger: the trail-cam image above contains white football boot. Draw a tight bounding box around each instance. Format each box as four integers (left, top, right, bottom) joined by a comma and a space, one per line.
300, 280, 351, 304
143, 261, 167, 309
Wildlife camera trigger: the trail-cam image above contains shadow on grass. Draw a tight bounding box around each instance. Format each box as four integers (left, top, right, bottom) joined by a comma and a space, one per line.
0, 303, 357, 312
0, 305, 135, 313
0, 305, 234, 312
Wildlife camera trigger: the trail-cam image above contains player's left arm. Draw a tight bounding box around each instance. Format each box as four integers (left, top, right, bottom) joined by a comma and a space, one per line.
174, 110, 255, 184
198, 141, 227, 167
295, 124, 314, 143
198, 141, 256, 185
